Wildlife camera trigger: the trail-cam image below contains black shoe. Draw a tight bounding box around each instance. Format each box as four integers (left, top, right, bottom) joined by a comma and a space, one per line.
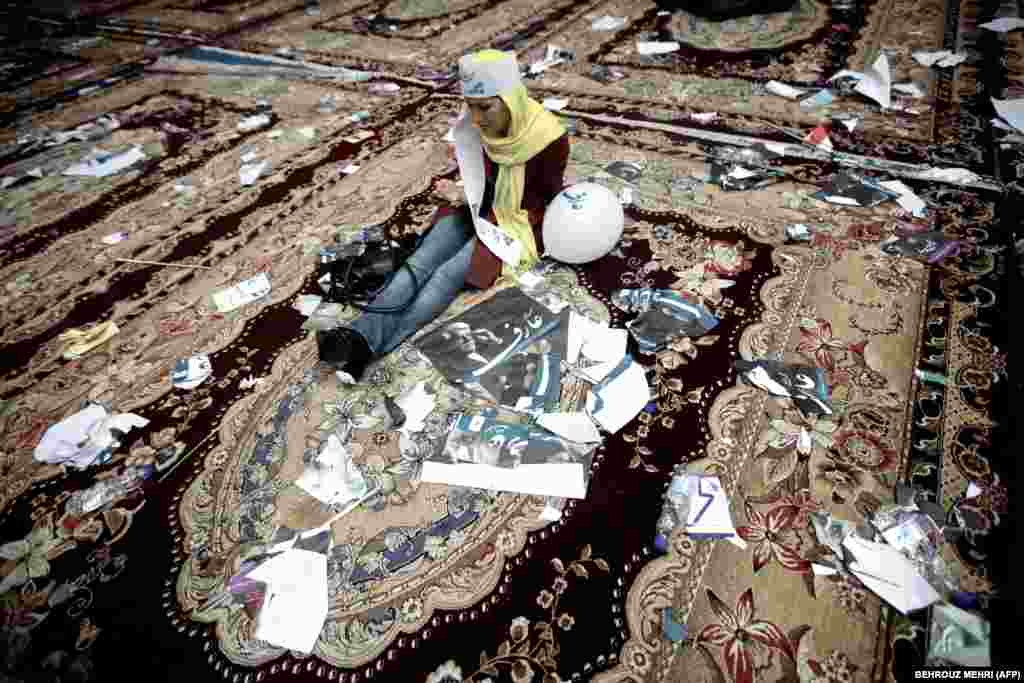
317, 327, 373, 383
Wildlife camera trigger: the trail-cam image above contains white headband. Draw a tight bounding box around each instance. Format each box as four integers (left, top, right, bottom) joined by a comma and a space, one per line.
458, 51, 521, 98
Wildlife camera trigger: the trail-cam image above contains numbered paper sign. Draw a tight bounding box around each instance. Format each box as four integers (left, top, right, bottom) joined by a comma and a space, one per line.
684, 475, 737, 539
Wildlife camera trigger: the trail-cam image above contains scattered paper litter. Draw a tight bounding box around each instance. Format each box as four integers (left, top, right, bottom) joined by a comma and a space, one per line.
892, 82, 926, 98
799, 89, 834, 110
965, 482, 982, 498
296, 434, 371, 507
842, 535, 941, 614
293, 294, 323, 316
765, 80, 805, 99
63, 146, 147, 177
341, 163, 360, 174
690, 112, 718, 124
636, 41, 680, 55
442, 128, 455, 143
879, 179, 927, 216
991, 97, 1024, 133
517, 271, 544, 288
298, 127, 317, 139
212, 272, 272, 313
854, 53, 891, 108
267, 130, 284, 139
913, 50, 967, 68
394, 382, 435, 435
240, 151, 260, 164
240, 161, 268, 186
237, 114, 271, 132
567, 312, 626, 364
917, 167, 980, 184
542, 97, 569, 111
249, 549, 328, 653
978, 16, 1024, 32
836, 115, 860, 132
101, 232, 126, 245
537, 412, 602, 443
172, 354, 213, 390
591, 15, 627, 31
680, 475, 737, 538
586, 356, 651, 434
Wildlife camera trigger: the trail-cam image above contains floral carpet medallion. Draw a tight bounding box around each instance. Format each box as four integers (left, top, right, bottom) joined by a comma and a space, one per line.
177, 265, 608, 668
667, 0, 829, 52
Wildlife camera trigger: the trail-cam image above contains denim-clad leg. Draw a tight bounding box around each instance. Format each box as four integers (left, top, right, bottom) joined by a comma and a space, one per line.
348, 212, 476, 355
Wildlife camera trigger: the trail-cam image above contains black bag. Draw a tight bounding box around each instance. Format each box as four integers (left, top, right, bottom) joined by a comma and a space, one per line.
322, 235, 418, 311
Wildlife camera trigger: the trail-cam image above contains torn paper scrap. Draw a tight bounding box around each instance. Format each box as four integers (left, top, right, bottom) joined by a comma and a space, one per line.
293, 294, 323, 317
537, 412, 602, 443
540, 497, 566, 521
101, 232, 127, 245
916, 167, 980, 184
63, 146, 147, 177
591, 15, 627, 31
892, 82, 926, 98
765, 80, 805, 99
965, 482, 982, 499
912, 50, 967, 68
394, 381, 435, 435
799, 89, 834, 110
842, 536, 941, 614
991, 97, 1024, 133
249, 549, 328, 654
928, 604, 991, 667
237, 114, 271, 132
212, 272, 272, 313
296, 434, 371, 508
586, 355, 651, 434
636, 41, 680, 55
542, 97, 569, 111
682, 475, 737, 538
854, 53, 891, 109
735, 359, 833, 416
978, 16, 1024, 32
879, 180, 927, 216
567, 311, 626, 364
172, 354, 213, 390
612, 288, 719, 355
341, 163, 360, 174
240, 161, 268, 186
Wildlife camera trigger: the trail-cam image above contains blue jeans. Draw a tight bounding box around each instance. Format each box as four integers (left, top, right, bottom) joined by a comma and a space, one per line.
348, 212, 476, 356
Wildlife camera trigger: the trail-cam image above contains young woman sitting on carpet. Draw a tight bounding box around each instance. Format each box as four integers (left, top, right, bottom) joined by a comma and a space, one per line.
318, 49, 570, 383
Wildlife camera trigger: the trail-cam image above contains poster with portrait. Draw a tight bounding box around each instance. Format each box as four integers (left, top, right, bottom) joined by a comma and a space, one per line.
414, 288, 566, 412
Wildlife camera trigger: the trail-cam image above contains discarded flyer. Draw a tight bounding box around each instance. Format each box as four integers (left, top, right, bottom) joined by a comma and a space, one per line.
368, 82, 401, 95
765, 80, 805, 99
589, 65, 627, 84
636, 41, 680, 56
991, 97, 1024, 133
585, 355, 651, 434
296, 434, 373, 509
690, 112, 718, 124
341, 163, 360, 175
880, 231, 960, 263
815, 170, 900, 207
63, 146, 147, 177
542, 97, 569, 111
249, 548, 328, 653
612, 288, 720, 354
892, 82, 926, 98
842, 535, 941, 614
240, 161, 269, 186
591, 15, 627, 31
238, 114, 271, 132
394, 381, 435, 435
420, 412, 594, 498
978, 16, 1024, 32
799, 89, 834, 110
567, 311, 627, 364
854, 53, 891, 109
917, 167, 980, 184
529, 45, 574, 74
804, 125, 833, 150
879, 179, 927, 217
536, 412, 602, 443
786, 223, 814, 241
912, 50, 967, 68
172, 354, 213, 390
681, 475, 737, 538
735, 359, 833, 416
293, 294, 323, 317
212, 272, 272, 313
706, 159, 783, 191
101, 232, 127, 245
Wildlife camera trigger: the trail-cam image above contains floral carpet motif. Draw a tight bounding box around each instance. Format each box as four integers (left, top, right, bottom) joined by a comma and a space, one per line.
0, 0, 1015, 681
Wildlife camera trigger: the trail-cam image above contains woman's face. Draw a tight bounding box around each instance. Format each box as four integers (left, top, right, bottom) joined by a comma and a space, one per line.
466, 96, 511, 137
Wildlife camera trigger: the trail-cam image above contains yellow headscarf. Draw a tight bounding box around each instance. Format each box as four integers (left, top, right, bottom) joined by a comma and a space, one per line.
469, 50, 565, 274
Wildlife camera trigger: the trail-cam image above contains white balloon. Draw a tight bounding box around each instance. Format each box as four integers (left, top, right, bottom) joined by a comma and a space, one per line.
542, 182, 625, 264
